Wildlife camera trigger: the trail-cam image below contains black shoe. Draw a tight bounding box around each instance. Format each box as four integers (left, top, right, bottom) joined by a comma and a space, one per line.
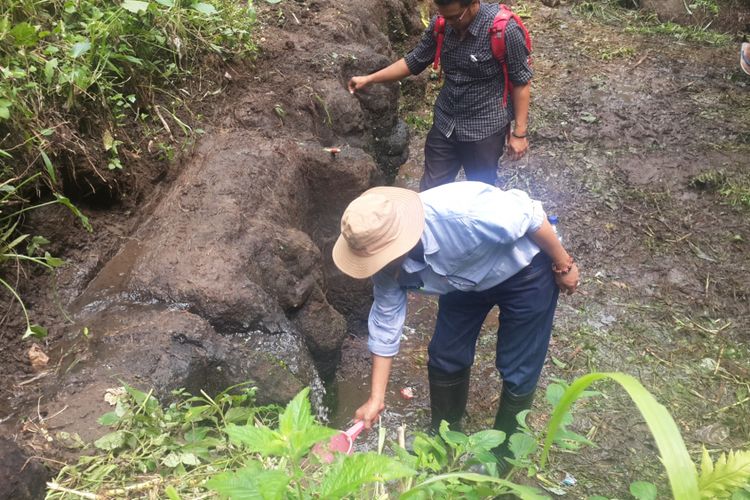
491, 385, 536, 469
428, 366, 471, 434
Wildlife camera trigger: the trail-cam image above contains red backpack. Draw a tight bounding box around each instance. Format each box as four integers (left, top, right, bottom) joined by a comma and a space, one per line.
432, 4, 532, 107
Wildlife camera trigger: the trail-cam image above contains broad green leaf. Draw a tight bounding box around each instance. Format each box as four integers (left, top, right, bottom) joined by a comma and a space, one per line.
70, 40, 91, 58
224, 406, 252, 423
43, 252, 63, 267
278, 387, 313, 436
207, 466, 289, 500
224, 423, 285, 456
155, 0, 174, 6
288, 424, 335, 459
317, 453, 415, 498
546, 383, 565, 406
191, 2, 217, 15
23, 324, 48, 340
180, 452, 201, 466
122, 0, 150, 13
164, 485, 182, 500
439, 420, 468, 447
540, 373, 700, 500
97, 412, 120, 426
94, 430, 127, 451
698, 448, 750, 499
413, 433, 448, 470
0, 103, 10, 120
467, 429, 505, 451
630, 481, 657, 500
44, 58, 58, 84
162, 452, 181, 468
508, 432, 538, 460
401, 472, 546, 500
10, 22, 38, 47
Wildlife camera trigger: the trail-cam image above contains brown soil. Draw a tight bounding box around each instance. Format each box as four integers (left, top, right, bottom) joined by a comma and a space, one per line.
2, 0, 750, 498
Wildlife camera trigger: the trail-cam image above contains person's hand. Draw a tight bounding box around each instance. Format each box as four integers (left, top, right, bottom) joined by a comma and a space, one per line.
348, 75, 371, 94
354, 396, 385, 429
554, 262, 579, 295
506, 134, 528, 161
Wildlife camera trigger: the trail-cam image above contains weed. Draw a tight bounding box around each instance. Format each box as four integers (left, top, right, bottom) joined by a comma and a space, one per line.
574, 0, 730, 45
690, 170, 750, 208
405, 113, 433, 133
0, 0, 258, 337
45, 372, 750, 498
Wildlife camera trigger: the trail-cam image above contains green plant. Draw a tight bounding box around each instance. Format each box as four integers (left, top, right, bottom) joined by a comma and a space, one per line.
1, 172, 91, 338
573, 0, 730, 45
46, 372, 750, 499
47, 382, 278, 498
540, 372, 750, 499
690, 170, 750, 208
1, 0, 258, 337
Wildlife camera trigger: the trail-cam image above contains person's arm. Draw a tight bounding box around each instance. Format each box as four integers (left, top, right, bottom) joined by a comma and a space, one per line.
348, 58, 412, 93
507, 82, 530, 160
528, 218, 579, 294
354, 271, 408, 428
354, 354, 393, 429
504, 21, 533, 161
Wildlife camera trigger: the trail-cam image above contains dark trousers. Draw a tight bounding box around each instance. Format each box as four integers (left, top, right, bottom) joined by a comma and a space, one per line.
427, 252, 559, 396
420, 126, 508, 191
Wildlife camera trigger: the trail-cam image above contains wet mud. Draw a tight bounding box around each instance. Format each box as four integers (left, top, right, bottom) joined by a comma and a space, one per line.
1, 0, 749, 498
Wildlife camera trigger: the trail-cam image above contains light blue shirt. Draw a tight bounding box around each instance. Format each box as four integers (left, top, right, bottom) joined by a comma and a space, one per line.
368, 182, 546, 357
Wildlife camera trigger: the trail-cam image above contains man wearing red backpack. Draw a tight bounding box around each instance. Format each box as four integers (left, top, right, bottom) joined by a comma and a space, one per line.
348, 0, 532, 190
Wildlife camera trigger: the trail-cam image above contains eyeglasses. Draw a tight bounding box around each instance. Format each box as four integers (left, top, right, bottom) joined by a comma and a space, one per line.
443, 4, 471, 24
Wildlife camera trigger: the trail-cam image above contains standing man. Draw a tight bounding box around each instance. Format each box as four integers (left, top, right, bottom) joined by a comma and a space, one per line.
332, 181, 579, 467
348, 0, 532, 190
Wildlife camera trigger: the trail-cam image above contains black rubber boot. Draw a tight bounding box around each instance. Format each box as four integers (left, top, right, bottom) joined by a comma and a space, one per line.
492, 385, 536, 473
428, 366, 471, 434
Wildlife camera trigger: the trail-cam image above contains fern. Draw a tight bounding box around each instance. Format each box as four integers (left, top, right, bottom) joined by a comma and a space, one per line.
699, 447, 750, 498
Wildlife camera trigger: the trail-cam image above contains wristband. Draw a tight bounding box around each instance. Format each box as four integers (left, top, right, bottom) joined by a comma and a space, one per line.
512, 131, 527, 139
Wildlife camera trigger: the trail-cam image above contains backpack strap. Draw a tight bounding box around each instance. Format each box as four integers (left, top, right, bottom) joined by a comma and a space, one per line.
432, 15, 446, 80
489, 4, 532, 107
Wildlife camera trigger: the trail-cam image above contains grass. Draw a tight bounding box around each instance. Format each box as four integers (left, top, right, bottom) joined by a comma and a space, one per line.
573, 0, 731, 46
0, 0, 258, 337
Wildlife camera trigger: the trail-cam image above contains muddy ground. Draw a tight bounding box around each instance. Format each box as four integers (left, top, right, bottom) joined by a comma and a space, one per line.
333, 0, 750, 497
1, 0, 749, 498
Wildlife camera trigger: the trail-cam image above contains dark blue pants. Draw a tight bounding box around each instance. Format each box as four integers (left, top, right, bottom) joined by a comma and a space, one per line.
420, 126, 508, 191
427, 252, 559, 396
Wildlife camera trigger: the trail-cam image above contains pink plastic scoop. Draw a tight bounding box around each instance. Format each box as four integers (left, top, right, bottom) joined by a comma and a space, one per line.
313, 421, 365, 463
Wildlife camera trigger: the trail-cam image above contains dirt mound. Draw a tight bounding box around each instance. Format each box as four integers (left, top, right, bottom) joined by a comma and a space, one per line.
0, 0, 423, 472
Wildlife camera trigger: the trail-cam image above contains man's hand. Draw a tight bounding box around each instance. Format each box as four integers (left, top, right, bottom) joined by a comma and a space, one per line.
554, 262, 580, 295
348, 75, 371, 94
354, 396, 385, 429
506, 134, 528, 161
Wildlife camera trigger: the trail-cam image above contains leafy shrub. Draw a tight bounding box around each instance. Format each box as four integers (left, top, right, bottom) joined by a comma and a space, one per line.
46, 373, 750, 498
0, 0, 257, 337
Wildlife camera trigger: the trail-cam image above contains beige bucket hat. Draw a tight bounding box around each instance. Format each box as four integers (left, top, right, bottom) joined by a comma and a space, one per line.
742, 42, 750, 76
332, 187, 425, 279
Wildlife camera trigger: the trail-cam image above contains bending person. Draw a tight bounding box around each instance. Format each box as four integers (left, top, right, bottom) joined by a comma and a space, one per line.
332, 181, 579, 468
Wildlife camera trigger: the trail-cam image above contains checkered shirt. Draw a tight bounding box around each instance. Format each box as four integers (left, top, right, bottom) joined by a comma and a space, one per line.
404, 2, 533, 142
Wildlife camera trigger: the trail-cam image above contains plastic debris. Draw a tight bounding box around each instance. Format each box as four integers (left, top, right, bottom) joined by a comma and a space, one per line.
561, 472, 577, 487
400, 387, 415, 400
323, 147, 340, 156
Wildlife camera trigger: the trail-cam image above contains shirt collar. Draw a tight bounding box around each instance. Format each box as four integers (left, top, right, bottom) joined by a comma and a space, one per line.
466, 3, 490, 38
401, 227, 438, 274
